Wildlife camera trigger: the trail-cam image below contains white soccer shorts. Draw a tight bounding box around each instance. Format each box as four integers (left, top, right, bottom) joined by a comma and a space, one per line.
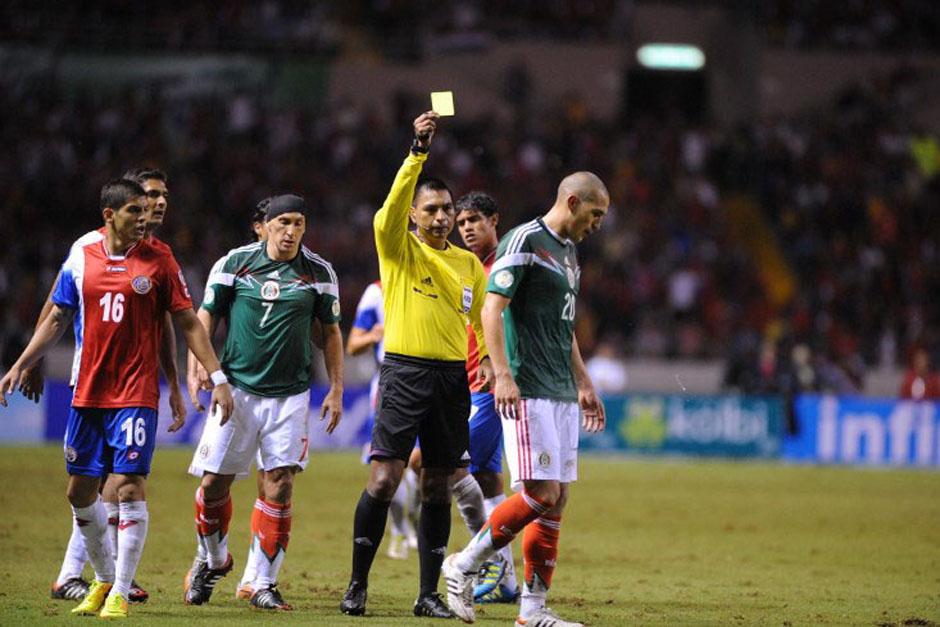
189, 387, 311, 479
501, 397, 580, 488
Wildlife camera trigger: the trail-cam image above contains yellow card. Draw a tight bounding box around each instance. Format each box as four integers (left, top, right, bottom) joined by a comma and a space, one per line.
431, 91, 455, 116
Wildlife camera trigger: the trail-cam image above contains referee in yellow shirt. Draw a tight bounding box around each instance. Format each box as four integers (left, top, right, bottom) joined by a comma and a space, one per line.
341, 112, 494, 619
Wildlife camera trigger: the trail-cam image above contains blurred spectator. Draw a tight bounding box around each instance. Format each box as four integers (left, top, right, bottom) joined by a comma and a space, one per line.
898, 346, 940, 400
585, 337, 629, 394
0, 32, 938, 378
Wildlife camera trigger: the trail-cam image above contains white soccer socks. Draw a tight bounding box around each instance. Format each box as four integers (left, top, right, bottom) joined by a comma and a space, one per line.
113, 501, 148, 598
71, 497, 115, 584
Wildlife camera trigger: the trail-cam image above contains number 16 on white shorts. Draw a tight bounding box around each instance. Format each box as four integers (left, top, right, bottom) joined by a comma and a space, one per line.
502, 398, 580, 488
189, 387, 310, 479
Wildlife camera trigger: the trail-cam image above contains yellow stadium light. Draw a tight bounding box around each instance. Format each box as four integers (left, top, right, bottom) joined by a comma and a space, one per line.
636, 44, 705, 70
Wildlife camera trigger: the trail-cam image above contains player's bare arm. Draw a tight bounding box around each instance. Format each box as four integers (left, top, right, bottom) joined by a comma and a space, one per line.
346, 323, 384, 356
174, 307, 234, 424
0, 304, 74, 406
482, 292, 521, 419
159, 312, 186, 432
319, 321, 345, 434
17, 271, 61, 403
312, 318, 326, 350
186, 308, 218, 411
571, 335, 606, 433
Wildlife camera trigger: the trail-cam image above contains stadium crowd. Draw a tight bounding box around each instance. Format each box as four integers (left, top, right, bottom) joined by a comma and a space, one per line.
1, 65, 938, 393
4, 1, 940, 54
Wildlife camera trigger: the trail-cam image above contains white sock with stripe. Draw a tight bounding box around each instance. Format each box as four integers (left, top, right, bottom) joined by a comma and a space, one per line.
113, 501, 148, 598
71, 497, 115, 583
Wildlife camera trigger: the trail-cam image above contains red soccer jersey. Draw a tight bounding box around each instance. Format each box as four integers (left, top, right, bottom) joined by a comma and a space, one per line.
466, 249, 496, 392
53, 231, 193, 408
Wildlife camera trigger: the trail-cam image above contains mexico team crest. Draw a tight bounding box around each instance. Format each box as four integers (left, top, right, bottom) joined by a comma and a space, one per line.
261, 280, 280, 300
131, 275, 153, 294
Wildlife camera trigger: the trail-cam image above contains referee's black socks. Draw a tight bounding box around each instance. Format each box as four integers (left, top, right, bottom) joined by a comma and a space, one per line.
418, 500, 451, 597
351, 490, 391, 585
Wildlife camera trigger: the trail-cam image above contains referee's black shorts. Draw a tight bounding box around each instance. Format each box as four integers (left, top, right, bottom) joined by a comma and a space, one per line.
370, 352, 471, 469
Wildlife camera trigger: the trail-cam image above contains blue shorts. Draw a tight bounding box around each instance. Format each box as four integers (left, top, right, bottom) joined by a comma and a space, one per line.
64, 407, 158, 476
468, 392, 502, 474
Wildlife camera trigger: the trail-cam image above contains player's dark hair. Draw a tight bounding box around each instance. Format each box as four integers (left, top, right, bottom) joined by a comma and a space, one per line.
122, 167, 168, 185
249, 197, 272, 242
413, 176, 453, 205
100, 178, 146, 210
455, 191, 499, 217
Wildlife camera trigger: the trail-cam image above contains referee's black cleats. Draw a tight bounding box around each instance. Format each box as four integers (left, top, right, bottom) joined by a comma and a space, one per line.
340, 580, 367, 616
413, 592, 455, 619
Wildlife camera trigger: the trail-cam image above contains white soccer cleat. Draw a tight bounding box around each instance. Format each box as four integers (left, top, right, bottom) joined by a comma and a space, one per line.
515, 607, 584, 627
442, 553, 475, 623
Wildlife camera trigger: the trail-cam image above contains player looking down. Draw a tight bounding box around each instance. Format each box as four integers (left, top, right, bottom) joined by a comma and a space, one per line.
443, 172, 610, 627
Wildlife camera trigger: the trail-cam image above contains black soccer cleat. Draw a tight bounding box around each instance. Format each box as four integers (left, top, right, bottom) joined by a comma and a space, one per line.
128, 579, 149, 604
50, 577, 90, 601
250, 584, 292, 611
340, 580, 367, 616
413, 592, 456, 619
184, 554, 233, 605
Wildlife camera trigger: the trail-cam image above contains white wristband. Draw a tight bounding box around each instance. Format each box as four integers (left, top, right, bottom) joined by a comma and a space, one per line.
209, 370, 228, 386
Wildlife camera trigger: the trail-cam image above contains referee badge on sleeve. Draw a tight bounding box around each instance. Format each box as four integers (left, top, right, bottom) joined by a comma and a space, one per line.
462, 286, 473, 313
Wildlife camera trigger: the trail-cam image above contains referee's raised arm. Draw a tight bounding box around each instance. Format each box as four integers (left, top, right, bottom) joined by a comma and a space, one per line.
373, 111, 439, 260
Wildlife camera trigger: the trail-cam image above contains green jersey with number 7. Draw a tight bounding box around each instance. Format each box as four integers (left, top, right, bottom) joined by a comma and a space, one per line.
201, 241, 340, 397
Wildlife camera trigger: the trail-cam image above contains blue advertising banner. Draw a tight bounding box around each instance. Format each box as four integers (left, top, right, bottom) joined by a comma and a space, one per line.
786, 395, 940, 467
582, 394, 783, 458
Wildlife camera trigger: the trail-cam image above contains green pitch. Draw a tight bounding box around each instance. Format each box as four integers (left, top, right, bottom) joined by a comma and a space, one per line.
1, 447, 938, 625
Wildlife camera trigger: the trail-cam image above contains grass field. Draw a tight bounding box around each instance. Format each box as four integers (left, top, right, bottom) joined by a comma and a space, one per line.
1, 447, 938, 626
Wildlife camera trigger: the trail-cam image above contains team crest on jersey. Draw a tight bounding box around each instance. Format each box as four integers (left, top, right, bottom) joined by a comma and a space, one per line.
332, 300, 341, 317
494, 270, 514, 289
538, 451, 551, 467
65, 446, 77, 463
131, 275, 153, 295
204, 286, 215, 305
261, 280, 280, 301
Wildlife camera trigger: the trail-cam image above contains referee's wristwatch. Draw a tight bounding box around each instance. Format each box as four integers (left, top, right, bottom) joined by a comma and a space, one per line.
411, 137, 429, 154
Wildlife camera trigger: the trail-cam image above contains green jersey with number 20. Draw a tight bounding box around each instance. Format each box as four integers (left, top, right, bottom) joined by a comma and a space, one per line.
488, 218, 579, 402
201, 242, 340, 398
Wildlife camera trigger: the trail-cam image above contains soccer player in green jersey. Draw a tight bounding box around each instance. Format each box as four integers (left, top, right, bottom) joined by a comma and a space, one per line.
443, 173, 609, 627
183, 194, 344, 611
340, 112, 494, 619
